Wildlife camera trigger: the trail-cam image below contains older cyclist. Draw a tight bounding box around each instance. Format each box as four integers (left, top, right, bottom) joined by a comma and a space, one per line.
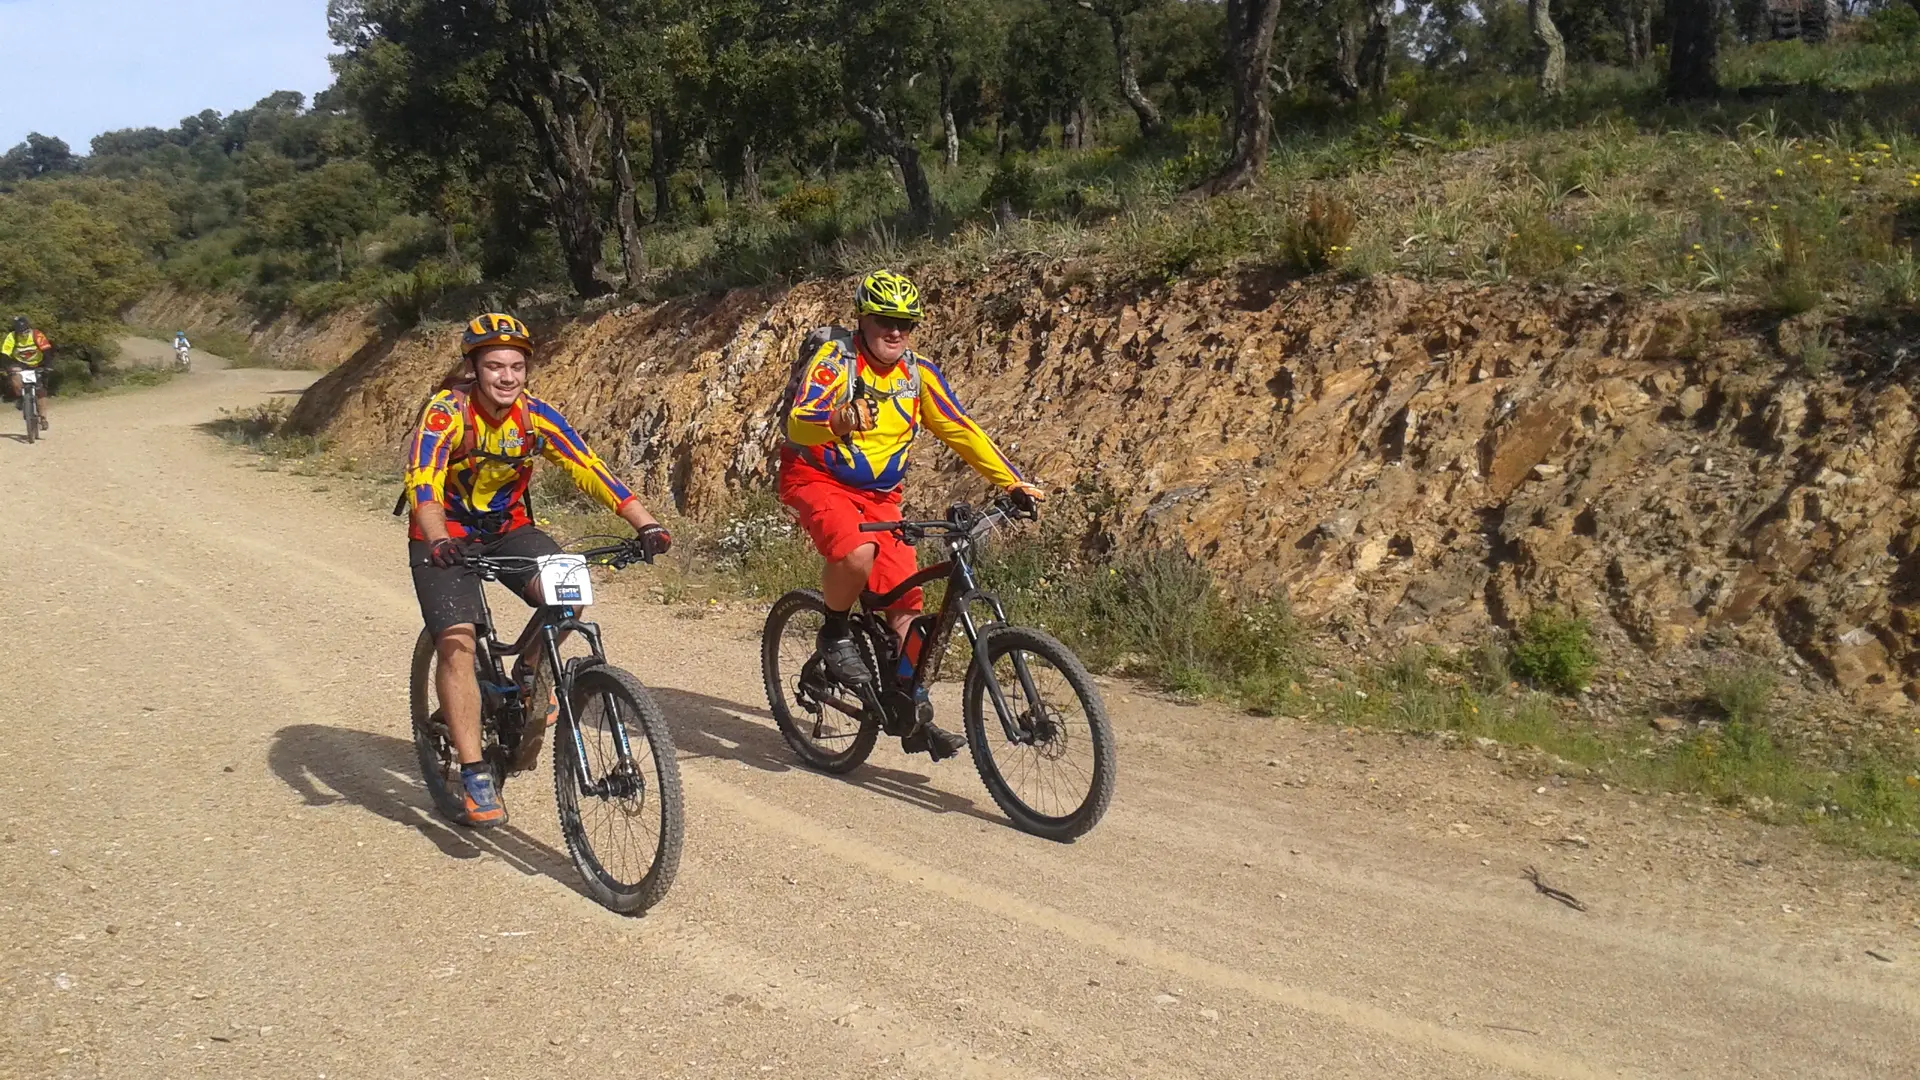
782, 270, 1044, 761
404, 312, 671, 827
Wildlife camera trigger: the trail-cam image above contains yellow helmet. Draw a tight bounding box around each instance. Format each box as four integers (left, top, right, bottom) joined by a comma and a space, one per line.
854, 270, 924, 321
461, 312, 533, 356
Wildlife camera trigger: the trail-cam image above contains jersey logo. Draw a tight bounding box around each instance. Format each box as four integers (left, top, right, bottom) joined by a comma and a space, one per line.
424, 403, 456, 433
502, 431, 524, 453
811, 362, 840, 386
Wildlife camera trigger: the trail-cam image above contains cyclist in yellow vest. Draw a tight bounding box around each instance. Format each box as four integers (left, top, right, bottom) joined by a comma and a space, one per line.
3, 316, 53, 431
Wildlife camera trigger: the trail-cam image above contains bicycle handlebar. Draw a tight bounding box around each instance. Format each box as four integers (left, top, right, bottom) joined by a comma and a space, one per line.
411, 537, 656, 573
857, 494, 1037, 543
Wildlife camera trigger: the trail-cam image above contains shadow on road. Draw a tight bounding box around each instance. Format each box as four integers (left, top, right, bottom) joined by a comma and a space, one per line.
268, 723, 585, 897
651, 686, 1005, 828
0, 433, 31, 444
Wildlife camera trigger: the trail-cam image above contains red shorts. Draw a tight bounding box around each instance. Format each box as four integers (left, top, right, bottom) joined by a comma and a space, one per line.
779, 452, 923, 611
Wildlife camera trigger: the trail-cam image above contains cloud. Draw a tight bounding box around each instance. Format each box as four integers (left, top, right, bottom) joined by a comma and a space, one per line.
0, 0, 334, 150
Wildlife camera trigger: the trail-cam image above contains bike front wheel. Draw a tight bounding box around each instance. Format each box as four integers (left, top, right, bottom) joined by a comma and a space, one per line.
22, 388, 36, 444
762, 589, 880, 774
962, 626, 1116, 842
553, 664, 683, 914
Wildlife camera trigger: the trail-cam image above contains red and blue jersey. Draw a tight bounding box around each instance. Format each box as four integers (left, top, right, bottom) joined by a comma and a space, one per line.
404, 389, 635, 539
785, 339, 1023, 493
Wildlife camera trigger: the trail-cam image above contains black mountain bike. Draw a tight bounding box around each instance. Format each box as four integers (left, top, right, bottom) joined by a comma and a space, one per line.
410, 537, 684, 914
762, 496, 1116, 842
17, 367, 42, 443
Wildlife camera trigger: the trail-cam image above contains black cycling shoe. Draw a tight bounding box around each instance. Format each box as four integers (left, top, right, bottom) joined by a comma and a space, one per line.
902, 722, 967, 762
815, 626, 873, 686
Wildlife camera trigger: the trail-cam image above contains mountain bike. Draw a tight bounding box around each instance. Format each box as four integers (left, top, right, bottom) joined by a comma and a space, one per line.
174, 344, 191, 372
761, 496, 1116, 842
409, 536, 684, 914
16, 367, 42, 443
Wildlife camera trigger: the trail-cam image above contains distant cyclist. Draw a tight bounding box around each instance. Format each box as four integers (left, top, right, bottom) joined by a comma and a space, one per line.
782, 270, 1044, 761
404, 312, 671, 828
3, 316, 53, 430
173, 331, 192, 368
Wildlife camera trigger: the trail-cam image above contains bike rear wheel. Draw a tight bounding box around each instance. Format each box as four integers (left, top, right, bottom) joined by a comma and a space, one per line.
553, 664, 683, 914
962, 626, 1116, 842
762, 589, 879, 774
409, 629, 474, 823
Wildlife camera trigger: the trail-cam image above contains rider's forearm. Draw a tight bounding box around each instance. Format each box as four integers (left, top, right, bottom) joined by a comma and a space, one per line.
615, 500, 660, 533
412, 501, 453, 544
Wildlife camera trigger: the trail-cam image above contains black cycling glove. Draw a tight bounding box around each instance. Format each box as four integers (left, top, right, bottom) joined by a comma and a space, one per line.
427, 537, 470, 568
635, 524, 672, 558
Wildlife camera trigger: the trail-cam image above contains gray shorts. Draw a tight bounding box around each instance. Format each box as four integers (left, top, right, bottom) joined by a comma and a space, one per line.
408, 527, 564, 636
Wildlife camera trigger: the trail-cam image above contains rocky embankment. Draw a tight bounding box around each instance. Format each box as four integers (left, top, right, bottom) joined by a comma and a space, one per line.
238, 266, 1917, 710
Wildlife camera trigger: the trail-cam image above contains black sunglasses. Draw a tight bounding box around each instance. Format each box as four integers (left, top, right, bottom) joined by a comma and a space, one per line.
872, 315, 919, 333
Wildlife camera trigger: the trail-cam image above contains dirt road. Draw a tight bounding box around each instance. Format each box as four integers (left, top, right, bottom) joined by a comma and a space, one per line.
3, 364, 1918, 1079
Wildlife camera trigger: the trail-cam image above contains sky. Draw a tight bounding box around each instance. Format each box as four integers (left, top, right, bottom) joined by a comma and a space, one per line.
0, 0, 335, 152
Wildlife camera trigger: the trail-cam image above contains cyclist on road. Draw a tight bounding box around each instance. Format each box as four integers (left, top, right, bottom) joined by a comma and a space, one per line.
173, 330, 191, 361
782, 270, 1044, 761
405, 312, 671, 828
3, 316, 53, 430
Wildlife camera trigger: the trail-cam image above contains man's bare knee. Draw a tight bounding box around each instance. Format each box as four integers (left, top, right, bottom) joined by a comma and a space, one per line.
832, 543, 879, 573
435, 624, 477, 658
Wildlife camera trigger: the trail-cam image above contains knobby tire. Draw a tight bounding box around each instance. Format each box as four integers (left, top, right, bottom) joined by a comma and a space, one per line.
762, 589, 880, 774
962, 626, 1116, 842
553, 664, 684, 915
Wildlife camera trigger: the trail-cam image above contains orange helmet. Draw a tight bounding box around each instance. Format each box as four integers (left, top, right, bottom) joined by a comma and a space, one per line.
461, 312, 533, 357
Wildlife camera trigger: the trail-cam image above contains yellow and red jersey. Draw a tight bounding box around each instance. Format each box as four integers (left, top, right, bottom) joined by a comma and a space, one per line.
403, 388, 635, 540
2, 329, 51, 367
785, 338, 1022, 493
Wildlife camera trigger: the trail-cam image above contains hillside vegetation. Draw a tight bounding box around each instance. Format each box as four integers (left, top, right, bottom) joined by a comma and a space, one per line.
0, 3, 1917, 360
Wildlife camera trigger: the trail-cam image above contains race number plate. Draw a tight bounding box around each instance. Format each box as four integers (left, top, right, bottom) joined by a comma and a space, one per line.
535, 554, 593, 607
18, 369, 36, 385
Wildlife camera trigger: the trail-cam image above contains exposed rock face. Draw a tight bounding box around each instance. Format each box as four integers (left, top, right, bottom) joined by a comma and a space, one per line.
277, 266, 1917, 709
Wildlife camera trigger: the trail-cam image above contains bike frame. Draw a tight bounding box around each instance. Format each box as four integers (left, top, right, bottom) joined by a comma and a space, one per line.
849, 507, 1051, 745
465, 569, 634, 797
19, 369, 40, 434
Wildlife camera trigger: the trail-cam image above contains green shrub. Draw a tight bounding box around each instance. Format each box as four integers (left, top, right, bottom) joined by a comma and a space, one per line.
774, 184, 839, 225
379, 261, 471, 328
1510, 607, 1597, 694
1796, 321, 1836, 375
1702, 662, 1778, 725
1861, 5, 1920, 46
1277, 193, 1357, 273
981, 154, 1042, 217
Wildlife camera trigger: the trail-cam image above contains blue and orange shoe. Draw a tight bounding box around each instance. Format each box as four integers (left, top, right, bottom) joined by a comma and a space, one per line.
459, 764, 507, 829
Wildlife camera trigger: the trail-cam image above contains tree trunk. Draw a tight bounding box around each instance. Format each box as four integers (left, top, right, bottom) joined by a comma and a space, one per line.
443, 218, 460, 266
607, 96, 646, 287
1531, 0, 1568, 97
1101, 6, 1164, 137
938, 53, 961, 167
1620, 1, 1644, 66
335, 236, 345, 280
1203, 0, 1287, 194
649, 106, 672, 222
511, 84, 609, 298
1331, 24, 1362, 101
1358, 0, 1392, 97
1666, 0, 1721, 99
847, 99, 935, 228
741, 142, 761, 204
